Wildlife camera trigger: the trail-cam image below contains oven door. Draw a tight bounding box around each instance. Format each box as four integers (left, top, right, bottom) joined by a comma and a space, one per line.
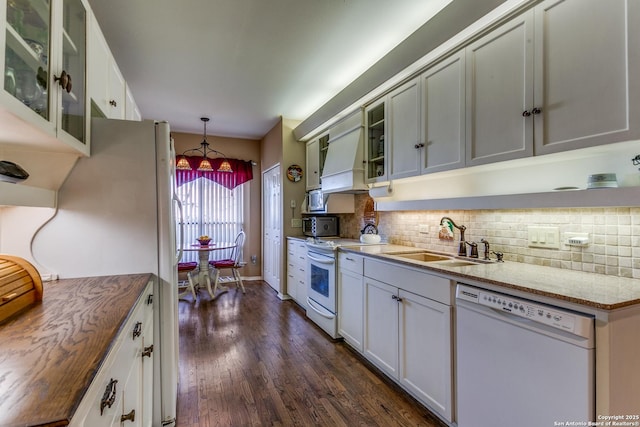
306, 250, 336, 313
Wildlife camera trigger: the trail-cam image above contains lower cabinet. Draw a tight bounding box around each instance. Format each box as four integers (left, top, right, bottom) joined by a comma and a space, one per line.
363, 258, 453, 422
70, 281, 154, 426
338, 252, 364, 352
287, 239, 308, 308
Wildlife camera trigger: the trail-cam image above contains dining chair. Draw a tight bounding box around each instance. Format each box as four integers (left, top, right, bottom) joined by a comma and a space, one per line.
208, 230, 247, 295
177, 261, 198, 299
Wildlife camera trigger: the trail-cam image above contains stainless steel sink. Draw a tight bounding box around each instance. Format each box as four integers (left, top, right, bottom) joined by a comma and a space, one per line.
389, 252, 452, 262
386, 251, 482, 267
431, 259, 478, 267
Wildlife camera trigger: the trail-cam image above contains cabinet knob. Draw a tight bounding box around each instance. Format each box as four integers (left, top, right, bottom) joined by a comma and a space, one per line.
142, 344, 154, 358
522, 110, 531, 117
100, 378, 118, 415
120, 409, 136, 423
414, 144, 420, 149
132, 321, 142, 339
109, 99, 118, 107
54, 70, 72, 93
391, 294, 403, 303
531, 107, 542, 115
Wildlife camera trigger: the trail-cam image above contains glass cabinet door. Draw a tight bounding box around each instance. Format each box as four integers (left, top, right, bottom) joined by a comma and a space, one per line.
366, 102, 386, 181
59, 0, 86, 143
4, 0, 51, 120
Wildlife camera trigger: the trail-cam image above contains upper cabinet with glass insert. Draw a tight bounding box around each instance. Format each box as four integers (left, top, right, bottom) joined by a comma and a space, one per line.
1, 0, 89, 156
365, 99, 386, 182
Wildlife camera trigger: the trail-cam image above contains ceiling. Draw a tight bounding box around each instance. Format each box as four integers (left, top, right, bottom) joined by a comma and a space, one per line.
87, 0, 453, 139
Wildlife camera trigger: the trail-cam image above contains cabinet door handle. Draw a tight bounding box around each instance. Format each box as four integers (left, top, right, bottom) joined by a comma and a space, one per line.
345, 257, 354, 261
146, 294, 153, 305
531, 107, 542, 115
54, 70, 72, 93
142, 344, 154, 358
391, 294, 403, 303
100, 378, 118, 415
121, 409, 135, 423
522, 110, 531, 117
132, 322, 142, 339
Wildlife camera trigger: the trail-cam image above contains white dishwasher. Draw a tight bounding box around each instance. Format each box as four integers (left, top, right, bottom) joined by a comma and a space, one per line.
455, 283, 595, 427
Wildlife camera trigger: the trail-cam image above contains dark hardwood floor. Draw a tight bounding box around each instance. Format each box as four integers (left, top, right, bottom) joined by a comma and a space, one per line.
176, 281, 446, 427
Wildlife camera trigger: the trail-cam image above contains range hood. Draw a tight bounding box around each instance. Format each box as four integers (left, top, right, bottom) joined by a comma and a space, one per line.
320, 111, 368, 194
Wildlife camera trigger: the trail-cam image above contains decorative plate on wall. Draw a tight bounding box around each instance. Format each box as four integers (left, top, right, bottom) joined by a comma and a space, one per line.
286, 164, 303, 182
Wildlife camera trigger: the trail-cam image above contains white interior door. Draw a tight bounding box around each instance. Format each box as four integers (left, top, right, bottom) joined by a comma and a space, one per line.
262, 164, 282, 292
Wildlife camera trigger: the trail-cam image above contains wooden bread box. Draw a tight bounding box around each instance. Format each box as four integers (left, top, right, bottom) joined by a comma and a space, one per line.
0, 255, 43, 324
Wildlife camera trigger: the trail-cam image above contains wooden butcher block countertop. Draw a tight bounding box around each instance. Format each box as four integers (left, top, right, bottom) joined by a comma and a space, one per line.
0, 273, 153, 427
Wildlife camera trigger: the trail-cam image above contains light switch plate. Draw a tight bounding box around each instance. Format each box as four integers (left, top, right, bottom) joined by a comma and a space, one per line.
528, 226, 560, 249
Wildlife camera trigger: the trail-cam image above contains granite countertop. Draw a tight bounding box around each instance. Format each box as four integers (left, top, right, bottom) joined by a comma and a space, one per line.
340, 245, 640, 310
0, 274, 153, 427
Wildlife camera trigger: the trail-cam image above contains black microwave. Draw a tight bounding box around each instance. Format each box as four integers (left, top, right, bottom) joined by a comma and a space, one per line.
302, 216, 339, 238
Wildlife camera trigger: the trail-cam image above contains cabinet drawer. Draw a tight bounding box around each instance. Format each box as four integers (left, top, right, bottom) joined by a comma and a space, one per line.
364, 258, 451, 304
70, 281, 151, 426
339, 252, 363, 275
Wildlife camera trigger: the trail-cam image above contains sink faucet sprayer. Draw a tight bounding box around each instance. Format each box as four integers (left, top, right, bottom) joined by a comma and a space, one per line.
440, 217, 467, 257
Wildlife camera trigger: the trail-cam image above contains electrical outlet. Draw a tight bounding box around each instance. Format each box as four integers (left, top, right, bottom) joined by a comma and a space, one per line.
527, 226, 560, 249
251, 255, 257, 264
418, 224, 429, 234
565, 232, 589, 246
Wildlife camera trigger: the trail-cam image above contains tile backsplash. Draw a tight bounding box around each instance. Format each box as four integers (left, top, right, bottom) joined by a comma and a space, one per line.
339, 195, 640, 279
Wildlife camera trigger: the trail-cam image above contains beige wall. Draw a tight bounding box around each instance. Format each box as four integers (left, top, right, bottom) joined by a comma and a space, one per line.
173, 131, 262, 278
340, 194, 640, 279
260, 119, 282, 170
260, 117, 304, 291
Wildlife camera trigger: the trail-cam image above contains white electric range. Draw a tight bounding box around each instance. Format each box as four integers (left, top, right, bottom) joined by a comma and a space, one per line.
305, 237, 385, 338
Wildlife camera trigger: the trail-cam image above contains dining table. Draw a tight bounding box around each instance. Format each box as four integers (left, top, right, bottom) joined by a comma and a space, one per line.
182, 242, 235, 298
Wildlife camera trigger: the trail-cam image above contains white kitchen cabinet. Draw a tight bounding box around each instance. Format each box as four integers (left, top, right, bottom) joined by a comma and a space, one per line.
305, 134, 328, 190
388, 77, 421, 180
337, 252, 364, 352
399, 289, 451, 420
140, 292, 154, 427
465, 11, 534, 167
421, 51, 466, 174
364, 277, 398, 377
1, 0, 91, 155
70, 281, 154, 427
305, 139, 319, 189
363, 258, 453, 422
88, 15, 124, 119
125, 83, 141, 121
286, 238, 307, 308
466, 0, 639, 165
364, 98, 387, 182
532, 0, 640, 155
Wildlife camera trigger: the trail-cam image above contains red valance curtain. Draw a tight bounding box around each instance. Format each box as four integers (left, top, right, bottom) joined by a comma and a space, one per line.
175, 156, 253, 189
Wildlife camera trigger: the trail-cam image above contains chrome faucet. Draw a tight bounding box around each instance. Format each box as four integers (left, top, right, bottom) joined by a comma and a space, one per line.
440, 217, 467, 257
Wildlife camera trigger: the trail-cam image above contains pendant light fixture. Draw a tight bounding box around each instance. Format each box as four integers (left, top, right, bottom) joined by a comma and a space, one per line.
176, 117, 233, 173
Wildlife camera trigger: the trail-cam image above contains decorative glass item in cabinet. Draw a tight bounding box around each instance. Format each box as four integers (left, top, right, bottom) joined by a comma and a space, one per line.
4, 0, 51, 119
367, 103, 385, 180
60, 0, 86, 143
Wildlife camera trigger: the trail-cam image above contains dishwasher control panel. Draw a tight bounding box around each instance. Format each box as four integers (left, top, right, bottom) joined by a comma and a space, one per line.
457, 285, 579, 333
